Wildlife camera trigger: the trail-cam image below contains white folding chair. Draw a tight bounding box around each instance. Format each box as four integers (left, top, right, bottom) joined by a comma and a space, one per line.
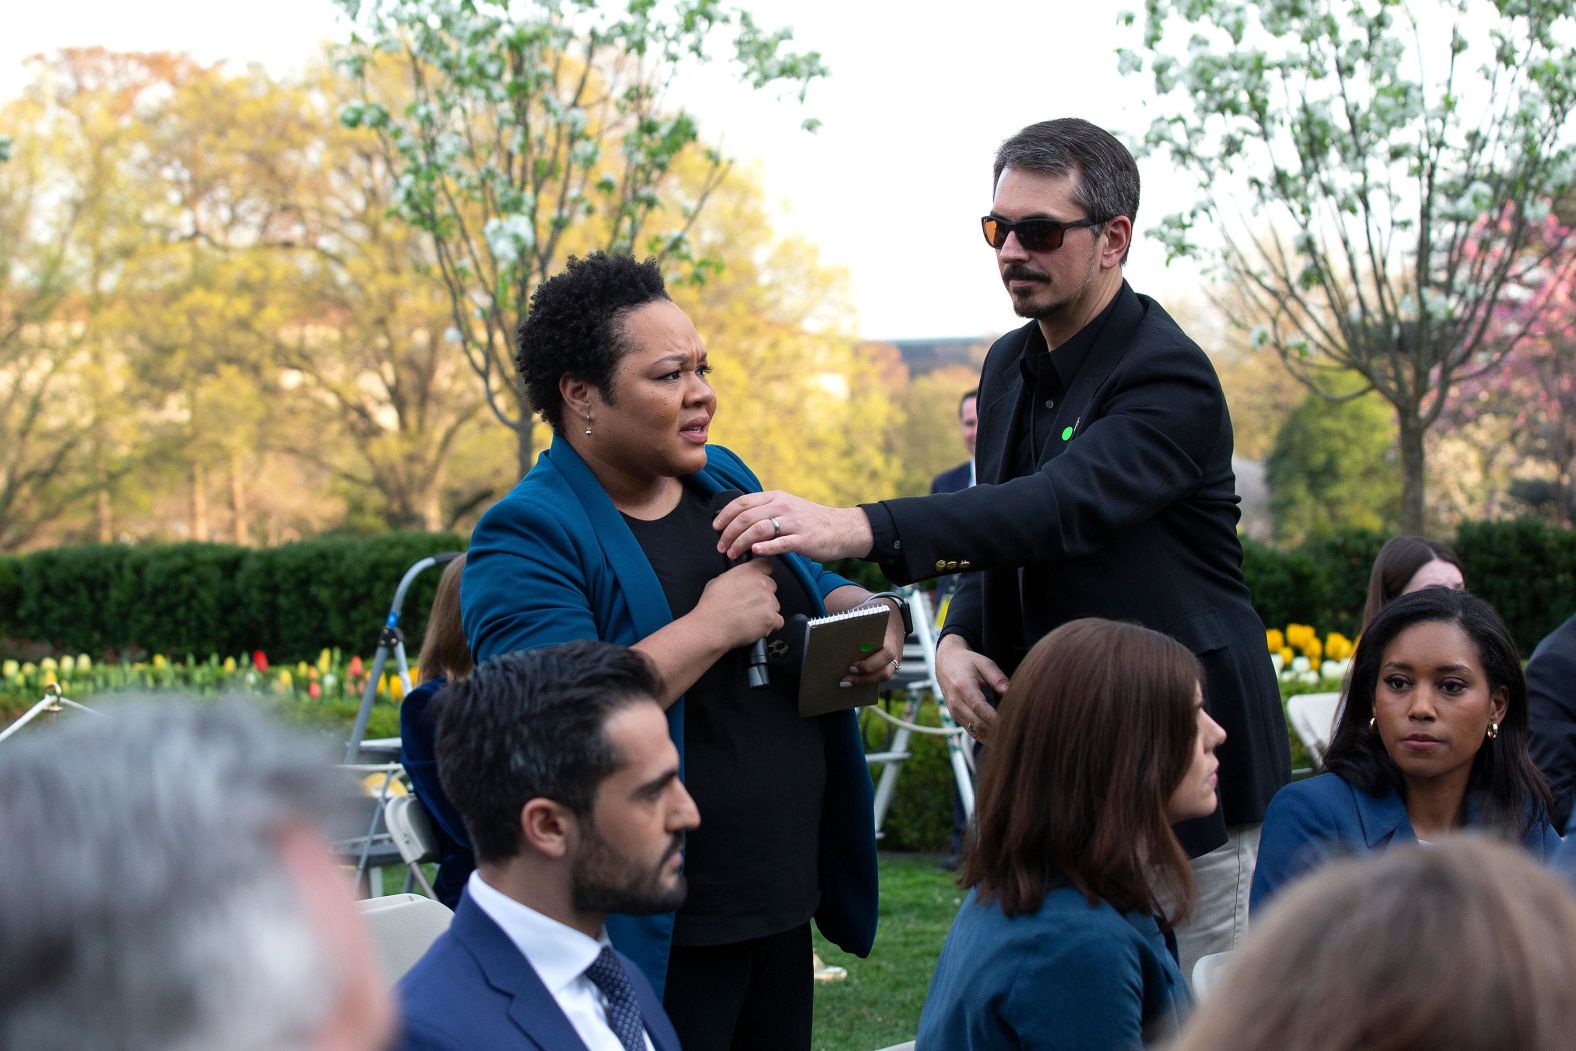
357, 893, 454, 981
1287, 691, 1342, 766
383, 793, 439, 900
1191, 950, 1233, 1001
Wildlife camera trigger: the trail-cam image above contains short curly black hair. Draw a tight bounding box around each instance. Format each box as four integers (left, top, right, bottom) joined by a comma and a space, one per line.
515, 252, 670, 434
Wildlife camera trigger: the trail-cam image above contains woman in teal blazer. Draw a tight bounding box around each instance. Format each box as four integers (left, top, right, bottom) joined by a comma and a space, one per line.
460, 254, 893, 1051
1253, 588, 1559, 911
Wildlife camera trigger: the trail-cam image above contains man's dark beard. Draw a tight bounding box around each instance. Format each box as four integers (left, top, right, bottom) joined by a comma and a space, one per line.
1001, 263, 1062, 320
570, 824, 686, 916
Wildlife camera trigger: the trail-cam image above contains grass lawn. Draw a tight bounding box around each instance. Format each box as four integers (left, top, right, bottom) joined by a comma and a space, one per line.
811, 852, 959, 1051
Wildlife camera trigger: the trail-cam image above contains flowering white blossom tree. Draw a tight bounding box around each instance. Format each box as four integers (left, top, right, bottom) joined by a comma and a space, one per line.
1120, 0, 1576, 530
335, 0, 826, 473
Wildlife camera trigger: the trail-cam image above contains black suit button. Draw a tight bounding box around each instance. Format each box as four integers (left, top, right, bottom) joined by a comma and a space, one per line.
1045, 399, 1055, 409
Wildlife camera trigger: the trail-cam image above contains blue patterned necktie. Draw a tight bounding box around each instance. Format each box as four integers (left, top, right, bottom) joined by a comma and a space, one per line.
584, 946, 646, 1051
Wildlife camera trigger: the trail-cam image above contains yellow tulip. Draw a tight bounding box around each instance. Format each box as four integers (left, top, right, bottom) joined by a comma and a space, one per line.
1302, 637, 1323, 661
296, 661, 309, 680
76, 654, 93, 671
40, 656, 58, 672
391, 676, 406, 701
152, 654, 167, 669
278, 669, 294, 689
1280, 647, 1295, 666
223, 656, 238, 673
317, 648, 332, 674
1266, 629, 1285, 652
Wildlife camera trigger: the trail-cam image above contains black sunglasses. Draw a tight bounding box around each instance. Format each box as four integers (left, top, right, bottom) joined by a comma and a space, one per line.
980, 214, 1109, 252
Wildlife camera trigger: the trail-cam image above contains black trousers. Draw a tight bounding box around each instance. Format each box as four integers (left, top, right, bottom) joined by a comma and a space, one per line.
662, 923, 812, 1051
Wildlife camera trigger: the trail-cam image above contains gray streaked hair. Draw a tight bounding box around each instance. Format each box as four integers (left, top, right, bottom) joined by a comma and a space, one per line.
0, 697, 357, 1051
993, 118, 1141, 262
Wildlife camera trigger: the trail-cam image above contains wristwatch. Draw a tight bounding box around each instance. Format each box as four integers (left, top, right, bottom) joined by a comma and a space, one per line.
865, 591, 914, 637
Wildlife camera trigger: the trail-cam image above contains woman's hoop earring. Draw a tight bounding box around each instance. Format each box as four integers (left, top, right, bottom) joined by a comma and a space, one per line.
1487, 721, 1500, 740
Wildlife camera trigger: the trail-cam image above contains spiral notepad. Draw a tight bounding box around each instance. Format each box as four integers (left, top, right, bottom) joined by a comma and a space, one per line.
797, 604, 889, 717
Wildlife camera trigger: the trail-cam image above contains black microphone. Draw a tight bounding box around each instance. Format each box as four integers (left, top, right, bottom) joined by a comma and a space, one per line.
711, 488, 770, 689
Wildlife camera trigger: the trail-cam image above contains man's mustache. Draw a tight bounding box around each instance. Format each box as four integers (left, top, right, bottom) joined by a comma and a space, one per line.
1002, 264, 1050, 282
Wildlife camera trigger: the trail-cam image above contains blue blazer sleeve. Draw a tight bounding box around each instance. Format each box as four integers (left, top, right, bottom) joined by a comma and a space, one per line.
1251, 776, 1348, 912
462, 482, 616, 664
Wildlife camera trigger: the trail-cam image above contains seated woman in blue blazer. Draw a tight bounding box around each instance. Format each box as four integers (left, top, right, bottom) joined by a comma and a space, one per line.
917, 618, 1227, 1049
1253, 587, 1559, 911
461, 253, 900, 1051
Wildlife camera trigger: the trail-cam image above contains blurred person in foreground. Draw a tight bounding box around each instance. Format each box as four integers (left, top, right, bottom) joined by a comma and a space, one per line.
0, 698, 394, 1051
1252, 588, 1558, 909
399, 553, 476, 908
916, 619, 1226, 1049
1360, 534, 1466, 631
461, 252, 889, 1048
714, 117, 1288, 973
1175, 837, 1576, 1051
397, 641, 691, 1051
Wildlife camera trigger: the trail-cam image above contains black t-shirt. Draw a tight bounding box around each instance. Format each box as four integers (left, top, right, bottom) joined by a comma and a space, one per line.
622, 482, 827, 946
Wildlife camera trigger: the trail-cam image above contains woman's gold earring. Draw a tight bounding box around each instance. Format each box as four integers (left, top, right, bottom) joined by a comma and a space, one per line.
1487, 721, 1500, 740
584, 413, 592, 437
1368, 716, 1376, 733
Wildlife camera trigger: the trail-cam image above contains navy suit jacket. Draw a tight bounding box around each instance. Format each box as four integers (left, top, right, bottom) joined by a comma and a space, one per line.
930, 461, 972, 495
1527, 613, 1576, 828
867, 283, 1289, 851
460, 437, 879, 995
1252, 772, 1563, 911
396, 893, 681, 1051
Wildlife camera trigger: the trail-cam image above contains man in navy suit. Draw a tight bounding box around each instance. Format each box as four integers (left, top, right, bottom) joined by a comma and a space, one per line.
397, 640, 697, 1051
929, 388, 979, 498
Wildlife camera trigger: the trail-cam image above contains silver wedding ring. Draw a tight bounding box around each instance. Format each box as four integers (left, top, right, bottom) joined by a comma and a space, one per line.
770, 516, 782, 538
889, 658, 900, 670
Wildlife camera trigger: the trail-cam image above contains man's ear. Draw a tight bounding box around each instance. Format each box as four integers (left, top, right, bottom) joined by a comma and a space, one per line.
519, 798, 575, 860
1100, 216, 1132, 269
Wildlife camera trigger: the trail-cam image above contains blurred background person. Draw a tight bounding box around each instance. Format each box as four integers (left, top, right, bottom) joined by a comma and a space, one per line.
1253, 588, 1557, 909
916, 619, 1225, 1049
400, 553, 475, 908
0, 699, 394, 1051
462, 252, 894, 1051
1360, 534, 1465, 630
1174, 837, 1576, 1051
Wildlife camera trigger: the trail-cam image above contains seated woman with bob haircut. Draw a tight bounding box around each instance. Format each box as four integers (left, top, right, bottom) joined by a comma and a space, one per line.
1174, 837, 1576, 1051
1252, 587, 1558, 910
916, 618, 1226, 1049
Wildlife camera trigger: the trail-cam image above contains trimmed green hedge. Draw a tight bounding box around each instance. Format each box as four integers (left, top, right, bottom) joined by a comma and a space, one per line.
4, 533, 464, 663
5, 519, 1574, 664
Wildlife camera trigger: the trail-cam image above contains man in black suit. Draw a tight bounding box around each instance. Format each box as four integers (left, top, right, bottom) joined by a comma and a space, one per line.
398, 641, 692, 1051
715, 118, 1289, 975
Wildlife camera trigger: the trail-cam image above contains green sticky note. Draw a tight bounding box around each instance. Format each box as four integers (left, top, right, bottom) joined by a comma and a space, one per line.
1061, 426, 1074, 440
859, 643, 877, 653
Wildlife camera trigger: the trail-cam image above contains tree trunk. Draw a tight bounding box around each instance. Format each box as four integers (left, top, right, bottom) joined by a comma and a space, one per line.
190, 461, 210, 542
94, 459, 113, 543
229, 453, 250, 545
514, 418, 535, 480
1397, 413, 1427, 534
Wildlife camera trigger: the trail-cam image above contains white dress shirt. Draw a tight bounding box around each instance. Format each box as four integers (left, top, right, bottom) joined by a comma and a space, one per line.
466, 871, 656, 1051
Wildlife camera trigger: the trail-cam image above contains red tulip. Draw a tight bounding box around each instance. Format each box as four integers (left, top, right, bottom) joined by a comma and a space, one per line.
349, 655, 364, 678
253, 650, 268, 673
308, 681, 322, 700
